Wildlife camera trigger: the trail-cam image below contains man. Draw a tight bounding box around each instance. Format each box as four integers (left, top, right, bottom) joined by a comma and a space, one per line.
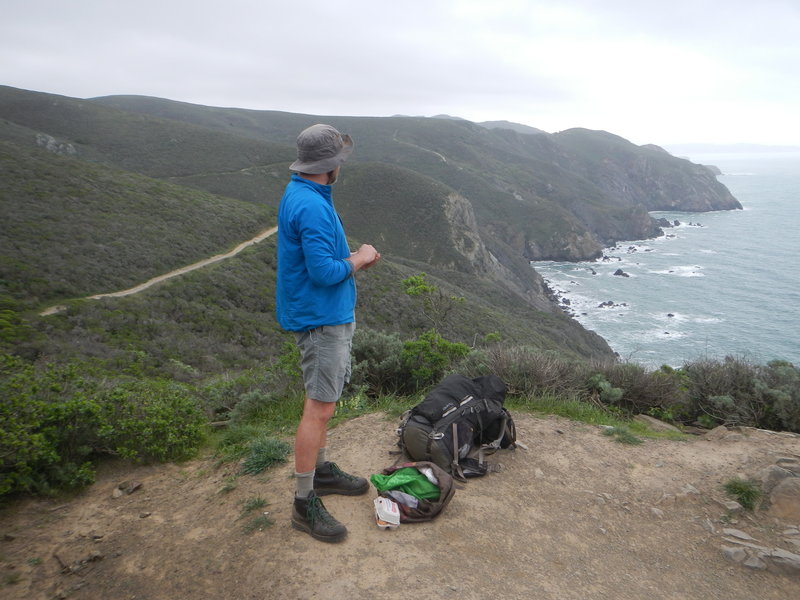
276, 124, 380, 543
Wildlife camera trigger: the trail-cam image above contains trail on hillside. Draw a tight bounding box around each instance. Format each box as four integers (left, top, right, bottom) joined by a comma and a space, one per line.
1, 412, 798, 600
39, 225, 277, 316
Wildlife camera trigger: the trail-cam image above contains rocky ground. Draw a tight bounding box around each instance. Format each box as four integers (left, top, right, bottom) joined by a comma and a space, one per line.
1, 412, 799, 600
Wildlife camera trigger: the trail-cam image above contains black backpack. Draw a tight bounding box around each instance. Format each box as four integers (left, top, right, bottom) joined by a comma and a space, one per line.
396, 374, 516, 480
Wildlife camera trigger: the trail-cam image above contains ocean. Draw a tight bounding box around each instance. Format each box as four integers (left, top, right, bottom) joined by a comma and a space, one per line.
534, 152, 800, 368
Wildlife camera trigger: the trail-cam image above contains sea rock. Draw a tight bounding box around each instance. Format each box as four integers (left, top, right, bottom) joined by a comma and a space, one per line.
613, 268, 630, 277
768, 478, 800, 522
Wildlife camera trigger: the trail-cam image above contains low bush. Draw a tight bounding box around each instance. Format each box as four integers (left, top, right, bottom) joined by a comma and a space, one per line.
97, 379, 206, 463
682, 356, 800, 431
400, 329, 471, 391
599, 362, 690, 418
352, 327, 473, 396
351, 328, 407, 395
0, 355, 207, 498
0, 356, 100, 495
463, 345, 587, 397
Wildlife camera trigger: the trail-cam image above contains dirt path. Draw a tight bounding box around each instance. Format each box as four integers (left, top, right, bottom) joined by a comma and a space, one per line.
39, 226, 277, 316
2, 412, 798, 599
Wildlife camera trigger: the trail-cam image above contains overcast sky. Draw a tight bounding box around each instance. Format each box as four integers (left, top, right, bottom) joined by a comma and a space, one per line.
2, 0, 799, 146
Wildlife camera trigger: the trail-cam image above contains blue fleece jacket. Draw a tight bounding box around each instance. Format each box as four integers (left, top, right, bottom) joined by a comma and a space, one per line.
276, 175, 355, 331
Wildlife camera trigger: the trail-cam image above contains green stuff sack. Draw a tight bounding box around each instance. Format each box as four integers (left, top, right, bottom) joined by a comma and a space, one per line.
370, 461, 456, 523
370, 467, 440, 500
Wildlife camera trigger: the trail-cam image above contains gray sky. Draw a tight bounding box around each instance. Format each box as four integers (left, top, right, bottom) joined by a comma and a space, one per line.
2, 0, 799, 146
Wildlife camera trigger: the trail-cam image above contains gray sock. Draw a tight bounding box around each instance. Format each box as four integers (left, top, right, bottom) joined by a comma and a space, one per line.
316, 447, 327, 468
295, 469, 315, 499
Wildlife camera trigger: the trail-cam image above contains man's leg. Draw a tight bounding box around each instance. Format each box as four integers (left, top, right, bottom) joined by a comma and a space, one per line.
295, 396, 336, 477
290, 323, 364, 542
291, 396, 347, 543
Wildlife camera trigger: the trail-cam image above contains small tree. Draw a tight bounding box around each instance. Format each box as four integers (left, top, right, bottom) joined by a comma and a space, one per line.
401, 273, 464, 331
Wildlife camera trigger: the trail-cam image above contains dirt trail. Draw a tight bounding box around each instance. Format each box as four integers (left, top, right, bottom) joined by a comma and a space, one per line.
2, 412, 799, 600
39, 226, 277, 316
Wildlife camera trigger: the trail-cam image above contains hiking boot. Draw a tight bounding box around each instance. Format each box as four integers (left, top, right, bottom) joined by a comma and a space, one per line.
313, 461, 369, 496
291, 491, 347, 543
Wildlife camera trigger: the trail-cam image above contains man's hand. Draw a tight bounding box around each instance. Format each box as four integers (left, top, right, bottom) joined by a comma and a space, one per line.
349, 244, 381, 272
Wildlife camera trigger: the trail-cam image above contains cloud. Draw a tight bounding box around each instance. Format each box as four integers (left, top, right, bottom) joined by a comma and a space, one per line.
2, 0, 799, 144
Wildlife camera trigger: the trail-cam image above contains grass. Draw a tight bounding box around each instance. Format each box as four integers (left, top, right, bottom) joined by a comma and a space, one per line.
239, 496, 267, 517
723, 478, 762, 510
507, 393, 689, 441
602, 426, 643, 445
509, 394, 620, 425
239, 436, 291, 476
218, 476, 238, 494
238, 496, 274, 533
242, 514, 274, 534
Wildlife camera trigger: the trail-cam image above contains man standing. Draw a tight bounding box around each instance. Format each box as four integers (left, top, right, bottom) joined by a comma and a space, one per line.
276, 124, 380, 542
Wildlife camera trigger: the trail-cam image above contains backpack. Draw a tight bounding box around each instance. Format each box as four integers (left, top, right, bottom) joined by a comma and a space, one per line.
396, 374, 516, 480
373, 461, 456, 523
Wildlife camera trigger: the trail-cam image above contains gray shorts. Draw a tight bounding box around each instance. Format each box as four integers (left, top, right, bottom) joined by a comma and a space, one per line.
293, 323, 355, 403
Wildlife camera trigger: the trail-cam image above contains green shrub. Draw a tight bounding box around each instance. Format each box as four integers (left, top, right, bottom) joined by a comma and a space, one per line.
760, 360, 800, 432
351, 328, 408, 395
473, 346, 586, 397
682, 356, 764, 426
400, 329, 471, 390
681, 356, 800, 432
587, 373, 624, 405
600, 362, 689, 417
228, 390, 281, 425
0, 355, 100, 495
98, 379, 206, 463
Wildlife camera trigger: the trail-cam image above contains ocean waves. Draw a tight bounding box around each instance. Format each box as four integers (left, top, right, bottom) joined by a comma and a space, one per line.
533, 154, 800, 368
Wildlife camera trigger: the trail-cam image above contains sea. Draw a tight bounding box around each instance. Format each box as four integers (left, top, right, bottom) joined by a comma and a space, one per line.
533, 151, 800, 368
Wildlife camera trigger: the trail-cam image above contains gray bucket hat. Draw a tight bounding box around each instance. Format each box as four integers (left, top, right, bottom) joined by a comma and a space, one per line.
289, 124, 354, 174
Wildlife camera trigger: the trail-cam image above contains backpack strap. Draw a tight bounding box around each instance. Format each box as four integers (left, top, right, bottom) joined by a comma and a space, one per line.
477, 413, 514, 468
451, 422, 467, 482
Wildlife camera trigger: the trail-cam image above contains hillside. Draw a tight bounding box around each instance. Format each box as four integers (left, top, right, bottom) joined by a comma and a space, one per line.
0, 140, 274, 306
1, 412, 798, 599
0, 84, 742, 367
90, 92, 742, 260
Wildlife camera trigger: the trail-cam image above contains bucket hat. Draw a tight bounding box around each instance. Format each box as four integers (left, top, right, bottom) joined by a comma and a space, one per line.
289, 124, 354, 174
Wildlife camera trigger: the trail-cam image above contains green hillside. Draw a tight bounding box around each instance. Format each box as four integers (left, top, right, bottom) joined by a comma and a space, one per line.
89, 93, 741, 260
0, 140, 274, 307
0, 84, 745, 365
0, 86, 291, 179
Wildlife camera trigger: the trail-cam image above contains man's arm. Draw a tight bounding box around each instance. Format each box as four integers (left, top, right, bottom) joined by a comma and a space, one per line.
348, 244, 381, 272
